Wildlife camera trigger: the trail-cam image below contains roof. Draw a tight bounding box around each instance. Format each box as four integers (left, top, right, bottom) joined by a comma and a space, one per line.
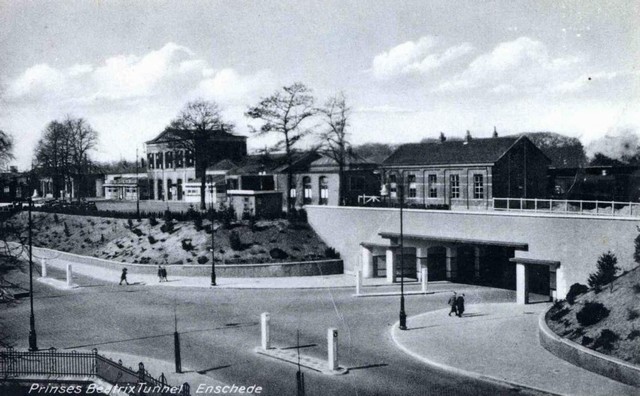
228, 151, 321, 176
308, 151, 376, 170
146, 127, 246, 144
207, 159, 237, 172
383, 136, 534, 166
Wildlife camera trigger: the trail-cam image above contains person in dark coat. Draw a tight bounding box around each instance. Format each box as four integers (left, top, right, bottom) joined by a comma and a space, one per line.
456, 293, 465, 317
161, 266, 168, 282
447, 292, 458, 316
157, 265, 163, 282
119, 268, 129, 285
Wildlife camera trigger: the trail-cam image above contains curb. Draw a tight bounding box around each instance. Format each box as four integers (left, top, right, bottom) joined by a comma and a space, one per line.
538, 306, 640, 387
390, 311, 560, 396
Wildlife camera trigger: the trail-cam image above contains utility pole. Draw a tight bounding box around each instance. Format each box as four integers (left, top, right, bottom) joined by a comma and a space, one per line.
28, 198, 38, 351
399, 178, 407, 331
174, 299, 182, 373
210, 184, 216, 286
136, 147, 140, 220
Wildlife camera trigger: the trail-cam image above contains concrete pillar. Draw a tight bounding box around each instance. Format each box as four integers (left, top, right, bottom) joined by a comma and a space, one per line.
327, 328, 338, 371
415, 247, 428, 281
550, 267, 557, 301
516, 263, 529, 304
66, 264, 73, 287
355, 270, 362, 295
421, 267, 428, 293
261, 312, 270, 350
386, 249, 396, 283
474, 246, 481, 279
361, 247, 374, 278
41, 258, 47, 278
445, 246, 458, 280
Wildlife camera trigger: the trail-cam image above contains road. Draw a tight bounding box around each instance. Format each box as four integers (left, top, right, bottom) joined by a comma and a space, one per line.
1, 267, 538, 396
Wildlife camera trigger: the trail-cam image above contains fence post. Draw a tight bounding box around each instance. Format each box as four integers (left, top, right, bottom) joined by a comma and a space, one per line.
612, 201, 615, 215
261, 312, 270, 350
565, 200, 568, 213
138, 362, 145, 383
534, 198, 537, 212
421, 268, 428, 293
327, 328, 338, 371
41, 258, 47, 278
596, 200, 599, 215
580, 200, 583, 214
355, 270, 362, 295
66, 264, 73, 287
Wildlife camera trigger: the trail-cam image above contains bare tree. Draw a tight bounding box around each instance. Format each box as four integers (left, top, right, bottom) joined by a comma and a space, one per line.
319, 92, 351, 206
65, 117, 98, 201
0, 130, 15, 170
246, 83, 316, 212
166, 100, 235, 210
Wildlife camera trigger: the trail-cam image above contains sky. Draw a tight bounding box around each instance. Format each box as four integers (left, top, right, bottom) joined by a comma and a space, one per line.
1, 0, 639, 170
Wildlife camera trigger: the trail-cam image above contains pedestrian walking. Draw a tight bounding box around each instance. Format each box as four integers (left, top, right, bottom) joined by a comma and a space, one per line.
456, 293, 465, 317
119, 268, 129, 285
447, 292, 458, 316
161, 266, 168, 282
157, 265, 163, 282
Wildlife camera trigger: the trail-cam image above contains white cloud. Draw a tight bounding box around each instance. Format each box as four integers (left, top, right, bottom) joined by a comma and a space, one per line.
354, 105, 415, 114
193, 68, 276, 105
550, 71, 620, 94
435, 37, 580, 93
371, 37, 473, 80
3, 42, 275, 106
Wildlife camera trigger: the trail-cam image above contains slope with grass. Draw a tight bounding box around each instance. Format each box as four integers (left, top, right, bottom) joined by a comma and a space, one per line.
547, 266, 640, 365
6, 212, 337, 265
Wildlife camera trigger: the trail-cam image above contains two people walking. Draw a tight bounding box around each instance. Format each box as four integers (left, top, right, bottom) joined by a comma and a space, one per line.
157, 265, 168, 282
447, 291, 465, 317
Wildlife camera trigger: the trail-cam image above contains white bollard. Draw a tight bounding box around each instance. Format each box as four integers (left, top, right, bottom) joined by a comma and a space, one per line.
421, 268, 428, 293
355, 270, 362, 295
41, 258, 47, 278
66, 264, 73, 287
327, 328, 338, 371
261, 312, 270, 350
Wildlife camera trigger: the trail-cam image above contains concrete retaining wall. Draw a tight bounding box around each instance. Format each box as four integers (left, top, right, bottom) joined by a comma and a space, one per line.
538, 307, 640, 387
31, 246, 343, 278
95, 200, 196, 213
306, 205, 639, 298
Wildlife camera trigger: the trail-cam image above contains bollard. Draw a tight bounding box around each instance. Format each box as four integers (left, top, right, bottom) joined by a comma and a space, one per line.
327, 328, 338, 371
421, 268, 428, 293
355, 270, 362, 295
66, 264, 73, 287
41, 258, 47, 278
261, 312, 270, 350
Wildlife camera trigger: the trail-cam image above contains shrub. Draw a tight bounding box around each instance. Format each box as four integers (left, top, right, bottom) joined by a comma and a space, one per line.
132, 228, 143, 237
628, 330, 640, 340
229, 231, 242, 251
324, 247, 340, 259
127, 218, 134, 229
54, 213, 60, 223
193, 217, 203, 231
593, 329, 619, 351
269, 248, 288, 260
587, 251, 619, 291
63, 222, 71, 237
148, 235, 158, 244
163, 209, 173, 222
632, 283, 640, 294
181, 239, 194, 251
197, 255, 209, 264
550, 307, 570, 322
148, 215, 158, 226
627, 308, 639, 321
566, 283, 589, 305
160, 220, 175, 234
581, 336, 593, 346
100, 234, 105, 243
576, 301, 609, 326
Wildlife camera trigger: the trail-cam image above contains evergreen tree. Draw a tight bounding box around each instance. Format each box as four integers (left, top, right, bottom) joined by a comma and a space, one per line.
588, 251, 620, 292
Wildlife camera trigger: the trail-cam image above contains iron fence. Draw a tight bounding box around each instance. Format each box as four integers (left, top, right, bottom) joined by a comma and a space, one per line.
0, 347, 190, 396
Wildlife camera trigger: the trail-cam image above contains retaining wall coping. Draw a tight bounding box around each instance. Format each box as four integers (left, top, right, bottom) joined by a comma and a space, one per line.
538, 305, 640, 387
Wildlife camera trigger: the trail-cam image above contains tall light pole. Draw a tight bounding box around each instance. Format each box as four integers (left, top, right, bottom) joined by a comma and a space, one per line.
28, 197, 38, 350
135, 148, 140, 220
209, 184, 216, 286
398, 176, 407, 330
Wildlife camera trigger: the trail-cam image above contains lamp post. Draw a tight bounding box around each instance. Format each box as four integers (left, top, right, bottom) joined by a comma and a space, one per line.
398, 178, 407, 331
27, 197, 38, 350
135, 148, 140, 220
209, 183, 216, 286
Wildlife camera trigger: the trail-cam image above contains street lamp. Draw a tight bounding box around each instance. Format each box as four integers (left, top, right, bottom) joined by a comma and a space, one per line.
27, 197, 38, 350
208, 183, 216, 286
398, 177, 407, 331
135, 148, 140, 220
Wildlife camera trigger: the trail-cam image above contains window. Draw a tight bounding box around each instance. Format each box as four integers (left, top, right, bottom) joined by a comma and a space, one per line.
428, 174, 437, 198
165, 151, 174, 168
449, 174, 460, 199
155, 153, 164, 169
303, 176, 312, 204
289, 187, 297, 198
176, 151, 184, 168
185, 150, 195, 167
407, 174, 417, 198
473, 174, 484, 199
389, 174, 397, 198
319, 176, 328, 205
147, 153, 155, 170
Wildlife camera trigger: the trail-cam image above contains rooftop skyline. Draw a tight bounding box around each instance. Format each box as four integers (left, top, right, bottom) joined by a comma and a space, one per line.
1, 0, 639, 170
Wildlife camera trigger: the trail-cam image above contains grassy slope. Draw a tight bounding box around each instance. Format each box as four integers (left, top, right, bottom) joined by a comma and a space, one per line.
8, 212, 332, 265
547, 266, 640, 365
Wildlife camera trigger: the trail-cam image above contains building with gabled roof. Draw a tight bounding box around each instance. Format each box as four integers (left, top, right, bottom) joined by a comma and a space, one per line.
381, 135, 551, 209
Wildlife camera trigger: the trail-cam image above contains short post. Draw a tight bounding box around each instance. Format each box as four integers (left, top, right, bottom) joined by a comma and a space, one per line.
355, 270, 362, 295
66, 264, 73, 287
421, 267, 428, 293
41, 258, 47, 278
327, 328, 338, 371
261, 312, 270, 350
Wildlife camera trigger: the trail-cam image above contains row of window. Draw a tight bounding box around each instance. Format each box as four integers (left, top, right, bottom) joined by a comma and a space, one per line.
147, 151, 195, 170
389, 173, 485, 199
106, 187, 137, 193
290, 176, 329, 204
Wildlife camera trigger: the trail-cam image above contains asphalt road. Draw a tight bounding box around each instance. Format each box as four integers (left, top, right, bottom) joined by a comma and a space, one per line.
2, 267, 539, 396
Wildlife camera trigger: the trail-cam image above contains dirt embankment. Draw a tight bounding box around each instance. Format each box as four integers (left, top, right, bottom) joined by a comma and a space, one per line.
7, 212, 335, 265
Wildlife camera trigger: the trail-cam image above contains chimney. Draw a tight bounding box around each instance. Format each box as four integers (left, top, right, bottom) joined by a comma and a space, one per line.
464, 130, 472, 144
492, 126, 498, 138
439, 132, 446, 143
9, 166, 17, 173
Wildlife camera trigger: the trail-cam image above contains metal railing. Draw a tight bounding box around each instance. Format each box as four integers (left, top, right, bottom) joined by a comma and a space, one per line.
0, 347, 190, 396
492, 197, 640, 217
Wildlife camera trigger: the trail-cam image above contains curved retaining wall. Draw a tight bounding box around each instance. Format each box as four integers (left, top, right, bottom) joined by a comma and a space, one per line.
29, 246, 343, 278
538, 306, 640, 387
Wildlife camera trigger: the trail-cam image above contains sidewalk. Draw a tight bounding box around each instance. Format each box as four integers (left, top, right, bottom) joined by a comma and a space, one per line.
391, 303, 638, 395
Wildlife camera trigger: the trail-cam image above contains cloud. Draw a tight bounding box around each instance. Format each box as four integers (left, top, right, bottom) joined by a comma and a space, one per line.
371, 37, 473, 80
435, 37, 580, 93
193, 68, 276, 105
354, 105, 415, 114
3, 42, 274, 106
550, 71, 621, 94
